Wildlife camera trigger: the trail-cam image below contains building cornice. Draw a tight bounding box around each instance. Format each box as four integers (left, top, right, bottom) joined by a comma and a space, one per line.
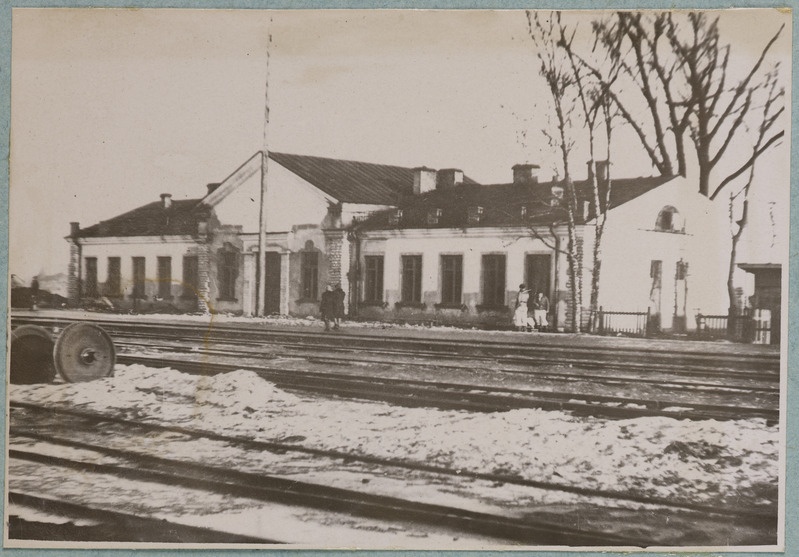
77, 235, 200, 245
361, 225, 579, 241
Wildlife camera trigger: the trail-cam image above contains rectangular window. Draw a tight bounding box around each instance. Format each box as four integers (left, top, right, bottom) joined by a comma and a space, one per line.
182, 256, 199, 299
650, 259, 663, 285
525, 254, 551, 298
364, 255, 384, 303
84, 257, 98, 297
440, 255, 463, 305
676, 260, 688, 281
482, 254, 506, 307
132, 257, 146, 298
301, 251, 319, 300
157, 257, 172, 298
401, 255, 423, 304
106, 257, 121, 297
218, 250, 238, 300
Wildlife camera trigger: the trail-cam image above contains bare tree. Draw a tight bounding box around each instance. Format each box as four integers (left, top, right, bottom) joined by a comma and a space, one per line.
725, 67, 784, 322
526, 10, 583, 333
593, 12, 690, 177
556, 16, 625, 329
591, 12, 784, 200
666, 13, 785, 197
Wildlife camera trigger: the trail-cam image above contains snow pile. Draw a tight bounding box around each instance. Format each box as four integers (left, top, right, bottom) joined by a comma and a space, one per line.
10, 364, 779, 508
196, 370, 301, 412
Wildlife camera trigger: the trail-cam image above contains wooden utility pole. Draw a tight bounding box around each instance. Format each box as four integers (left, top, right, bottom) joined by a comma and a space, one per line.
257, 19, 272, 316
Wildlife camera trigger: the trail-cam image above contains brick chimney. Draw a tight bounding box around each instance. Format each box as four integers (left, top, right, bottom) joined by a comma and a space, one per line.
587, 160, 609, 183
69, 222, 80, 238
436, 168, 464, 189
412, 167, 437, 195
513, 164, 540, 185
160, 193, 173, 208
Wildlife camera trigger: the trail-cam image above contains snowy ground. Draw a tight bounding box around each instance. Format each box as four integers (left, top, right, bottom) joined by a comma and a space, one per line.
9, 364, 779, 510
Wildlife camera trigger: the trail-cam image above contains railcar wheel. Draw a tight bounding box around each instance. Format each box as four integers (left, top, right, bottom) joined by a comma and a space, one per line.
54, 323, 116, 383
10, 325, 56, 384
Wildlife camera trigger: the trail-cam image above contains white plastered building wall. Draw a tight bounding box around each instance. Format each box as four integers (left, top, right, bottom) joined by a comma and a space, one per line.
359, 227, 560, 309
205, 155, 395, 316
78, 236, 202, 300
592, 175, 730, 330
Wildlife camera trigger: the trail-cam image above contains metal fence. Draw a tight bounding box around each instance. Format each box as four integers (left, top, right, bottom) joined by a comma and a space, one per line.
594, 307, 650, 337
695, 310, 772, 343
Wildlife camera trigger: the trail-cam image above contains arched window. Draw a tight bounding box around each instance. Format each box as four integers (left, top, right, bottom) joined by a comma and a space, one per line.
655, 206, 684, 232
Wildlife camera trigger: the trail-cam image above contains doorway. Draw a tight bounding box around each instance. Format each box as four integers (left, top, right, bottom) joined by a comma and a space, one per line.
264, 252, 281, 315
525, 254, 551, 297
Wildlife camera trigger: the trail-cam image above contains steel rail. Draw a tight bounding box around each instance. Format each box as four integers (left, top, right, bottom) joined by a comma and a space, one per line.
114, 337, 780, 394
8, 492, 280, 543
115, 353, 780, 423
8, 443, 648, 547
10, 315, 780, 373
9, 401, 778, 521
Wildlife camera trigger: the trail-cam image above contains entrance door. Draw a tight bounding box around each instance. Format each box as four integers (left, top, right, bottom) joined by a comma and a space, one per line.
264, 252, 281, 315
526, 254, 551, 297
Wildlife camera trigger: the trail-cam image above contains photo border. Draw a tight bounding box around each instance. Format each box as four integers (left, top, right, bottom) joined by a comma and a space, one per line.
0, 1, 794, 556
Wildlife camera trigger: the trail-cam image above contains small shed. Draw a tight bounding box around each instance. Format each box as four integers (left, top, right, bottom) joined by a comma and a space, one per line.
738, 263, 781, 345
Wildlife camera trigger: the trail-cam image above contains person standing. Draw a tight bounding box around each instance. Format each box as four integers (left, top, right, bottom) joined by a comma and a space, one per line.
30, 276, 40, 311
332, 283, 346, 330
513, 283, 530, 331
320, 284, 335, 331
531, 291, 550, 332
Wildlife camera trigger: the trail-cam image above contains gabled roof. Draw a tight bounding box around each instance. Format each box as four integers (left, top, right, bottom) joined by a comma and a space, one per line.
74, 151, 482, 238
269, 151, 479, 205
356, 176, 674, 230
77, 199, 208, 238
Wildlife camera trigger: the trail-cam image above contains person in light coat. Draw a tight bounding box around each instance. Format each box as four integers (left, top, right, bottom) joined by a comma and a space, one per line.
513, 284, 530, 331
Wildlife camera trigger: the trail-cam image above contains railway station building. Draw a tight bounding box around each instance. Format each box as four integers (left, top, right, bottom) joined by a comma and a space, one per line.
66, 151, 732, 333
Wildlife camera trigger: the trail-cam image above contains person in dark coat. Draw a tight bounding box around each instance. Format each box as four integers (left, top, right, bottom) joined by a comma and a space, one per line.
531, 291, 550, 331
30, 276, 40, 311
332, 283, 346, 330
320, 284, 336, 331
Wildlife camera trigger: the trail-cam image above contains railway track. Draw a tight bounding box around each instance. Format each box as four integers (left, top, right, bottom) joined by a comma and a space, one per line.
9, 314, 780, 423
114, 337, 779, 395
8, 492, 278, 543
8, 401, 776, 546
113, 352, 779, 423
8, 406, 646, 546
10, 314, 780, 374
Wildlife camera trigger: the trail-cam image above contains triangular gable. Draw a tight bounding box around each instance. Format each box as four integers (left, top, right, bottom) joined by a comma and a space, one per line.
199, 152, 262, 208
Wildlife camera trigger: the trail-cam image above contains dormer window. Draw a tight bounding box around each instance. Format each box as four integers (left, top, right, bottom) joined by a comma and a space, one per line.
655, 206, 684, 232
520, 205, 528, 219
467, 206, 484, 225
427, 208, 442, 226
388, 209, 403, 226
550, 185, 565, 206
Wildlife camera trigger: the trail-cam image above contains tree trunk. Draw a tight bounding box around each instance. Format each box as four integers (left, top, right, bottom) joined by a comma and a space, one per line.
727, 232, 741, 336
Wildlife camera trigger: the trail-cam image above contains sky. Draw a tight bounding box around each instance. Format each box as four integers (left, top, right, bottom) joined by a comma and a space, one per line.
8, 8, 792, 281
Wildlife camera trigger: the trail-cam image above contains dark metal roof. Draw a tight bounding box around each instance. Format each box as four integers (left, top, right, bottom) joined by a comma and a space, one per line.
74, 151, 482, 238
269, 151, 479, 205
738, 263, 781, 272
77, 199, 208, 238
355, 176, 674, 230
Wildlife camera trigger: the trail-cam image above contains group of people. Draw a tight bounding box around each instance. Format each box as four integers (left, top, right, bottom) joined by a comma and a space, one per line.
319, 283, 346, 331
514, 284, 550, 332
